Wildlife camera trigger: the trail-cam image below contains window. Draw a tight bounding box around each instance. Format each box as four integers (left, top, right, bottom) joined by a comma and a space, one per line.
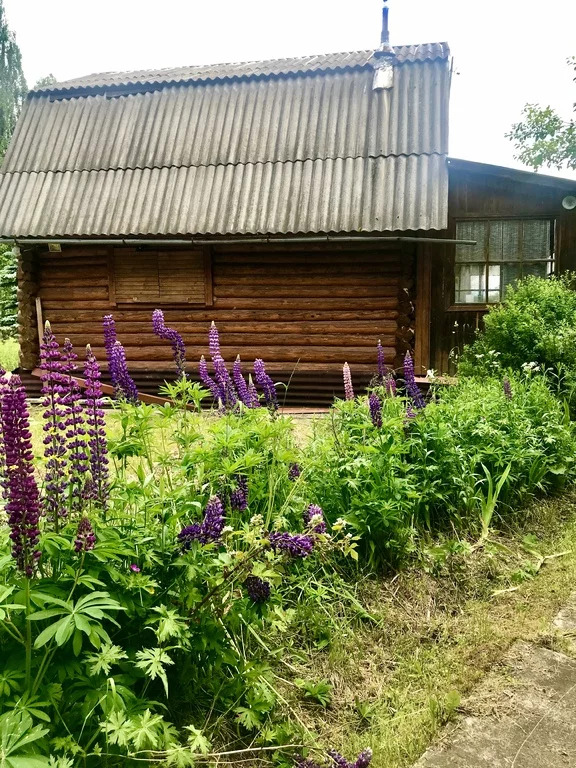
454, 219, 554, 305
111, 248, 211, 304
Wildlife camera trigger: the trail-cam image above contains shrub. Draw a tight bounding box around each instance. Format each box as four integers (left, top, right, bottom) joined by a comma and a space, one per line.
306, 375, 575, 567
460, 274, 576, 393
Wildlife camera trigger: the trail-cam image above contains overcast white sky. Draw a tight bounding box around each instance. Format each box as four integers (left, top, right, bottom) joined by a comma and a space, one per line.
4, 0, 576, 179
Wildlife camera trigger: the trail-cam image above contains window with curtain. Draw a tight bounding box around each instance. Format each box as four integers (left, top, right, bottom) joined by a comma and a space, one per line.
454, 219, 554, 305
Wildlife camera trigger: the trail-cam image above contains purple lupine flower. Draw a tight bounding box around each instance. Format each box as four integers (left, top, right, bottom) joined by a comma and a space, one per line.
405, 404, 417, 421
244, 575, 271, 603
368, 392, 382, 428
304, 503, 327, 534
208, 321, 221, 360
343, 363, 354, 401
62, 339, 89, 515
152, 309, 187, 378
40, 322, 69, 527
268, 531, 315, 558
130, 563, 141, 573
247, 375, 261, 408
110, 341, 139, 403
289, 463, 301, 481
385, 373, 397, 397
230, 475, 248, 511
0, 375, 42, 576
84, 346, 109, 510
102, 314, 118, 387
354, 750, 373, 768
254, 358, 278, 411
503, 377, 512, 400
74, 517, 96, 552
328, 751, 351, 768
178, 522, 203, 551
403, 352, 425, 410
377, 339, 385, 381
0, 369, 7, 493
199, 355, 221, 401
178, 495, 225, 550
233, 356, 252, 407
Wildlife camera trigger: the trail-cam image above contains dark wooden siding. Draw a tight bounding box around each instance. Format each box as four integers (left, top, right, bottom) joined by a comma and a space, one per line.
34, 242, 416, 404
428, 167, 576, 373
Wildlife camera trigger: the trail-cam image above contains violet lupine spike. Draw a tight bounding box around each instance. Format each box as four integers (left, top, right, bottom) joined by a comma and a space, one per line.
230, 475, 248, 511
369, 392, 382, 428
354, 749, 373, 768
503, 377, 513, 400
247, 375, 261, 408
0, 375, 42, 576
233, 356, 252, 407
178, 495, 225, 549
253, 358, 278, 411
213, 355, 238, 410
84, 346, 109, 511
152, 309, 187, 378
268, 531, 315, 558
377, 339, 385, 381
74, 517, 96, 552
63, 339, 89, 515
110, 341, 139, 403
208, 321, 221, 360
343, 362, 354, 401
199, 355, 221, 401
244, 575, 271, 603
328, 751, 352, 768
0, 371, 7, 495
385, 373, 397, 397
40, 322, 69, 527
304, 503, 327, 534
289, 462, 301, 481
403, 352, 425, 410
102, 314, 118, 387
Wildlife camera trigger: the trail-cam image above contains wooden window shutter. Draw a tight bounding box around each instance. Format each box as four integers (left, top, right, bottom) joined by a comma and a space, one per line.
113, 249, 209, 304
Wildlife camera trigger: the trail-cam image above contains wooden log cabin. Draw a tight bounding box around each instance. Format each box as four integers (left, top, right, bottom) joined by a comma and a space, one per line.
0, 27, 575, 403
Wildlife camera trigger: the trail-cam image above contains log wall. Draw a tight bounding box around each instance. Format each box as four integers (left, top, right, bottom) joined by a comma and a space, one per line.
28, 242, 416, 404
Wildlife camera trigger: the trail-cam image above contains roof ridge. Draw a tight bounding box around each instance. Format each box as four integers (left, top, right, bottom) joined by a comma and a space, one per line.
33, 42, 450, 95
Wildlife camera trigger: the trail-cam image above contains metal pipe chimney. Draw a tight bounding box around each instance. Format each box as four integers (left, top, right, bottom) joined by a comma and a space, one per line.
381, 0, 390, 46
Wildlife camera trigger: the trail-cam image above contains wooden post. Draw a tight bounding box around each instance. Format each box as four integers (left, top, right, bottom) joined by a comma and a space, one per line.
414, 244, 432, 375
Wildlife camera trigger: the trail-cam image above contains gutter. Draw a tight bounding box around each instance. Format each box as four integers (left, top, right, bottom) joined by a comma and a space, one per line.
0, 235, 476, 246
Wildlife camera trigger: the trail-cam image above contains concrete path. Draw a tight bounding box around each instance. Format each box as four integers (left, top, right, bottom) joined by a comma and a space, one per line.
414, 596, 576, 768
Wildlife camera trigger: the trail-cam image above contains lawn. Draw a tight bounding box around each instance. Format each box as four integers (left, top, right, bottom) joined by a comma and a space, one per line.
0, 336, 18, 371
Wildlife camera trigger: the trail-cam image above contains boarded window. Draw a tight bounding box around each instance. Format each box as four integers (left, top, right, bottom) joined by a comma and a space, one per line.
112, 249, 209, 304
454, 219, 554, 305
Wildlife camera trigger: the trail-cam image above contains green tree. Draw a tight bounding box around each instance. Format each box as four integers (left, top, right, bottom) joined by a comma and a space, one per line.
0, 0, 27, 161
507, 57, 576, 172
33, 73, 57, 90
0, 243, 17, 339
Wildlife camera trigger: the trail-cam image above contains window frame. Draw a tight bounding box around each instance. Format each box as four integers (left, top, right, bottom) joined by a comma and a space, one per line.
450, 216, 557, 310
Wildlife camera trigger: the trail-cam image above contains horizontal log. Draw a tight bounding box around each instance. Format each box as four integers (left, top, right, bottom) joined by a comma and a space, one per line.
55, 333, 396, 348
84, 346, 395, 364
212, 252, 402, 264
47, 320, 398, 335
42, 309, 400, 323
212, 275, 400, 287
213, 285, 399, 299
40, 278, 110, 289
39, 287, 110, 300
93, 361, 391, 373
213, 298, 398, 310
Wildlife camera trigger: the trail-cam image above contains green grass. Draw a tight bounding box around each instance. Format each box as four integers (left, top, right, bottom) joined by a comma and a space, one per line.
281, 491, 576, 767
0, 337, 19, 371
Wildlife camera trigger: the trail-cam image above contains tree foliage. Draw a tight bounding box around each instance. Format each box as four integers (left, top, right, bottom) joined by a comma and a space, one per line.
507, 57, 576, 171
0, 243, 17, 339
0, 0, 27, 161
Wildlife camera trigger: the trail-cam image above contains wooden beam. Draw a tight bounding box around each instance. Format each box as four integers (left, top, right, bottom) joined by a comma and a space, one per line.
414, 245, 432, 374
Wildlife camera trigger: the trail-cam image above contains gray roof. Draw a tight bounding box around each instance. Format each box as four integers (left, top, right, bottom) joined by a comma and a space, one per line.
0, 43, 451, 237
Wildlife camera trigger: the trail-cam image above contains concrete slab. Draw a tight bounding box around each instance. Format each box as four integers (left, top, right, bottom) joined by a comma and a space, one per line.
414, 626, 576, 767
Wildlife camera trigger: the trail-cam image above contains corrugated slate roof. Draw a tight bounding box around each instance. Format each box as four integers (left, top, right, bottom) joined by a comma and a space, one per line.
36, 43, 449, 94
0, 43, 451, 237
